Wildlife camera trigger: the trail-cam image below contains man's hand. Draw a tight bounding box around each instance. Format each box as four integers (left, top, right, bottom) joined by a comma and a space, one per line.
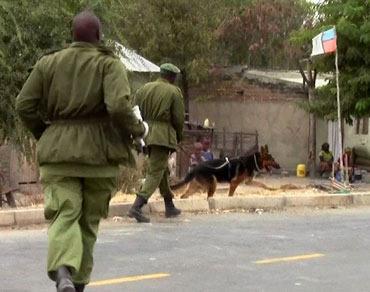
132, 106, 149, 148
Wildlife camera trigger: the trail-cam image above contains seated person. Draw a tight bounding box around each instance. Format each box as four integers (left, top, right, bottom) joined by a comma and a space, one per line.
201, 136, 214, 161
189, 142, 205, 170
319, 142, 334, 176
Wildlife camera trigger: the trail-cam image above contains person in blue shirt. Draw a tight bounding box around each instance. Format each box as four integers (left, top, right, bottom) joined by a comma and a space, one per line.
201, 136, 214, 161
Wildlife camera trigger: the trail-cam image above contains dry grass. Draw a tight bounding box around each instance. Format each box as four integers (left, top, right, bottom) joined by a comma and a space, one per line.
12, 191, 44, 208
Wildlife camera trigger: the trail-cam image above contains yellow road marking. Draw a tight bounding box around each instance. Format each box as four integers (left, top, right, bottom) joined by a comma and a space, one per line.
254, 253, 325, 265
89, 273, 170, 287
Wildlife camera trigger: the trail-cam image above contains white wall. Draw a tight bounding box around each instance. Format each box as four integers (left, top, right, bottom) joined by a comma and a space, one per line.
190, 99, 327, 171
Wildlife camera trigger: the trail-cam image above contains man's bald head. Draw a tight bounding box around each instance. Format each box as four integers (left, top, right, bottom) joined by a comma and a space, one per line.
72, 11, 102, 43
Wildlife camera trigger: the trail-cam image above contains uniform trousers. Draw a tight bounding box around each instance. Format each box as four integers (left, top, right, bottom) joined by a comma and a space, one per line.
41, 174, 115, 284
137, 145, 173, 200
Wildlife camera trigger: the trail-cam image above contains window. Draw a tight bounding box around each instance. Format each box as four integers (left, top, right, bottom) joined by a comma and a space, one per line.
355, 118, 369, 135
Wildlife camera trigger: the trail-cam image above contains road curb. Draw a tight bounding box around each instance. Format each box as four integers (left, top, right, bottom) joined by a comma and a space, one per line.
14, 209, 46, 226
0, 210, 15, 227
352, 193, 370, 206
2, 192, 370, 227
209, 196, 286, 210
108, 203, 149, 218
149, 198, 209, 213
284, 194, 354, 208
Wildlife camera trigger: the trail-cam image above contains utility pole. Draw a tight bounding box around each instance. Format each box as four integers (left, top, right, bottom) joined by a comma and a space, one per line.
180, 69, 190, 126
299, 59, 317, 178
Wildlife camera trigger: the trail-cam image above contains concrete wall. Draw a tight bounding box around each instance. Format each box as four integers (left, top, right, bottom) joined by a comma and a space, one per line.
190, 99, 327, 171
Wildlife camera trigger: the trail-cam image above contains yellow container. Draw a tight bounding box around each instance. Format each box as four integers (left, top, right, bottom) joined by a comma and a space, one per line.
296, 164, 306, 177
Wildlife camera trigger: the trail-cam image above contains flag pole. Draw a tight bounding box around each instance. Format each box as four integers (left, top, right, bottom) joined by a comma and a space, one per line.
334, 26, 344, 181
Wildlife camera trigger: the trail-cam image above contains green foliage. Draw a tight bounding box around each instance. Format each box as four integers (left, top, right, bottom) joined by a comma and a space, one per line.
217, 0, 311, 68
0, 0, 319, 155
0, 0, 119, 156
292, 0, 370, 120
111, 0, 224, 84
0, 0, 227, 153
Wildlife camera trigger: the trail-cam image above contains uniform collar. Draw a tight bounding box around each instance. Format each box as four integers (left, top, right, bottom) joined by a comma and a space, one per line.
157, 77, 170, 84
70, 42, 99, 49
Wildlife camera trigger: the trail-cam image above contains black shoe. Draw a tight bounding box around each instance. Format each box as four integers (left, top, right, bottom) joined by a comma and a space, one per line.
74, 284, 85, 292
128, 195, 150, 223
56, 266, 75, 292
164, 197, 181, 218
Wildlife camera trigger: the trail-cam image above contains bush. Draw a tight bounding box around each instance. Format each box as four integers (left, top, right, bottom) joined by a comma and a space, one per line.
118, 155, 147, 194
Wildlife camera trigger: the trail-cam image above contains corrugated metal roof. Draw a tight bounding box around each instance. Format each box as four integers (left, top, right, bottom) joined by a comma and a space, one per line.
115, 42, 160, 73
246, 69, 329, 88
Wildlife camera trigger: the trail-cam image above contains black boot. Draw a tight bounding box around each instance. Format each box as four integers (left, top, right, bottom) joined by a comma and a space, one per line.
56, 266, 75, 292
128, 195, 150, 223
74, 284, 85, 292
164, 197, 181, 218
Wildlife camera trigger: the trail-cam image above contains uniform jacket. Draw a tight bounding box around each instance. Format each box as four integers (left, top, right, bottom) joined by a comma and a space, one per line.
134, 78, 184, 150
16, 42, 144, 170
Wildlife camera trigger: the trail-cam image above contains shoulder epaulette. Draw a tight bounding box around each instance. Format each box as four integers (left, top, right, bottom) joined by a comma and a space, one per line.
40, 48, 63, 58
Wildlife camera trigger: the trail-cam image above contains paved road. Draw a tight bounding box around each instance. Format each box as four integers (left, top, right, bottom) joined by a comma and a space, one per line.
2, 208, 370, 291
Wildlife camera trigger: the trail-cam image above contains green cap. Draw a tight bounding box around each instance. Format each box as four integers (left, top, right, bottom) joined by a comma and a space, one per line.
160, 63, 181, 74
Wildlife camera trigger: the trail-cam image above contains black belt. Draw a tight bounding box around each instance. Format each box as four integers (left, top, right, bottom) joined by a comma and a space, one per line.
49, 116, 110, 125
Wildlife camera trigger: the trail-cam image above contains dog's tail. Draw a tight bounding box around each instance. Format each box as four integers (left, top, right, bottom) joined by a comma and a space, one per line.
170, 170, 196, 190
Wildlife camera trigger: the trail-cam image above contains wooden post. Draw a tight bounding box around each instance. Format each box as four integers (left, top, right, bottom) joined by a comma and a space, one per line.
181, 69, 190, 124
308, 85, 317, 178
240, 132, 243, 155
299, 59, 317, 178
233, 134, 238, 157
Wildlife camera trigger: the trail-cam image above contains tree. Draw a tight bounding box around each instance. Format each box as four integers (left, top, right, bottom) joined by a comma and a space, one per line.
0, 0, 120, 155
216, 0, 310, 68
291, 0, 370, 121
111, 0, 225, 121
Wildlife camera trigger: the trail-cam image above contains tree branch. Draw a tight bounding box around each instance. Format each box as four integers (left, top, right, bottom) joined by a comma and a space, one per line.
298, 60, 309, 85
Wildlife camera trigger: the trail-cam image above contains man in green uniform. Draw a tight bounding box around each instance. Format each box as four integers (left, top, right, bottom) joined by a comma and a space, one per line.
16, 11, 147, 292
128, 63, 185, 223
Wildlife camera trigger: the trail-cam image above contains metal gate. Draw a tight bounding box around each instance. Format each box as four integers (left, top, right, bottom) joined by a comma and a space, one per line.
176, 128, 258, 178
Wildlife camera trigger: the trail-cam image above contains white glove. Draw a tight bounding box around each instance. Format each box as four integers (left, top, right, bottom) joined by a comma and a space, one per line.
138, 138, 145, 148
142, 121, 149, 138
135, 121, 148, 150
132, 105, 143, 122
132, 106, 148, 148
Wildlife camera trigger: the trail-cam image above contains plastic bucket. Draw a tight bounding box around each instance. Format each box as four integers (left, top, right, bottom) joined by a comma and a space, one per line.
296, 164, 306, 177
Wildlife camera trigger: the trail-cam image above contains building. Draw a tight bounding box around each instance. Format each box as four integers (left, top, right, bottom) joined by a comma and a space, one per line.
188, 67, 328, 171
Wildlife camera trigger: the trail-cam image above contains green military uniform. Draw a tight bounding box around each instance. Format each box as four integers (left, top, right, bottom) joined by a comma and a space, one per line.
134, 64, 185, 201
16, 42, 144, 285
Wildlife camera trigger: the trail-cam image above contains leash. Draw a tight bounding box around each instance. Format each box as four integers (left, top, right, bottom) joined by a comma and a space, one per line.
179, 143, 261, 174
203, 157, 230, 170
254, 153, 263, 172
177, 144, 230, 171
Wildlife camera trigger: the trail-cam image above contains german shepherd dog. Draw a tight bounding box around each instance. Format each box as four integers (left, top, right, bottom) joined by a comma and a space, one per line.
260, 145, 280, 172
171, 152, 263, 199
